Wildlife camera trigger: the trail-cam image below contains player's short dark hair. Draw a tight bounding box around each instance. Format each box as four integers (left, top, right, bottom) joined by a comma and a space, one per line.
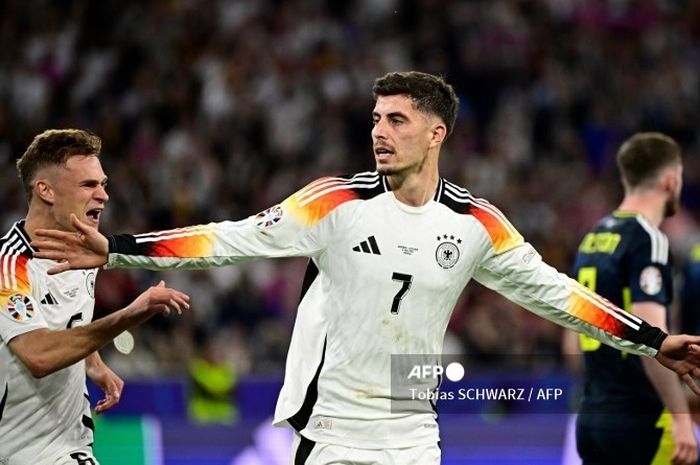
616, 132, 681, 189
16, 129, 102, 199
373, 71, 459, 137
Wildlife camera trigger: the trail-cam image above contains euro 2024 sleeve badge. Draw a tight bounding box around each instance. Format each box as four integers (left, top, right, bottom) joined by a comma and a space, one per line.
6, 293, 36, 321
255, 205, 284, 229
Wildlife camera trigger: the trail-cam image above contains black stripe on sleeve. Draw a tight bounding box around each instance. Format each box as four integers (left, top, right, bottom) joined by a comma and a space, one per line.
628, 321, 667, 351
108, 234, 144, 255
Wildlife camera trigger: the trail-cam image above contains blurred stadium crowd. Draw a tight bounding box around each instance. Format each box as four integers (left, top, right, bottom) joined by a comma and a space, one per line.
2, 0, 700, 378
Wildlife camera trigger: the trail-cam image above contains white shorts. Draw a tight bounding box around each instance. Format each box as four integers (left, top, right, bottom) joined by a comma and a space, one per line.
290, 432, 441, 465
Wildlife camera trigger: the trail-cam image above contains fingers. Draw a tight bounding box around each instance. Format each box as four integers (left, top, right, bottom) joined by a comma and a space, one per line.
70, 213, 91, 234
31, 248, 68, 261
31, 244, 66, 257
149, 282, 189, 315
94, 391, 120, 414
162, 293, 190, 315
47, 262, 73, 275
682, 373, 700, 396
671, 444, 697, 465
158, 304, 171, 317
94, 381, 122, 415
33, 229, 78, 242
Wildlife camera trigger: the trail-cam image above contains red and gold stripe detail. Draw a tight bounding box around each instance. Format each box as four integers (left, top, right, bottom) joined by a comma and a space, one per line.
568, 281, 642, 337
468, 202, 523, 254
134, 226, 215, 258
283, 176, 363, 227
1, 253, 32, 312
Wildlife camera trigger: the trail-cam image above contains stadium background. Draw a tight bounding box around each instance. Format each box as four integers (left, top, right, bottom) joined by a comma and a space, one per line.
2, 0, 700, 463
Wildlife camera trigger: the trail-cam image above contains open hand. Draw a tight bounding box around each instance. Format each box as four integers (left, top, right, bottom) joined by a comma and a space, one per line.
85, 354, 124, 414
129, 280, 190, 317
656, 334, 700, 395
32, 214, 109, 274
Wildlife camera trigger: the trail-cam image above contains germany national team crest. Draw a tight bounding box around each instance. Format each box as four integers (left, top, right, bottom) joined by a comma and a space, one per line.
6, 293, 35, 321
435, 234, 462, 269
255, 205, 284, 229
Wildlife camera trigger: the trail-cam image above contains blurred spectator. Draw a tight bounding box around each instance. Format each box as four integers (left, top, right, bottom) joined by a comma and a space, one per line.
187, 329, 239, 425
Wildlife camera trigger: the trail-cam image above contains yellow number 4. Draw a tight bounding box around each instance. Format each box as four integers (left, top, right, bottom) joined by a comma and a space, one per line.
577, 267, 602, 352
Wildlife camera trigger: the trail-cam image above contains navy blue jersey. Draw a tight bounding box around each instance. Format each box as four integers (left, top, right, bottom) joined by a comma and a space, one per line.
572, 211, 672, 425
681, 242, 700, 335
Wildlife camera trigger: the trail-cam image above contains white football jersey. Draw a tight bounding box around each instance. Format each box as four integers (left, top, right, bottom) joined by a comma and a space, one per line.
106, 172, 664, 449
0, 221, 99, 464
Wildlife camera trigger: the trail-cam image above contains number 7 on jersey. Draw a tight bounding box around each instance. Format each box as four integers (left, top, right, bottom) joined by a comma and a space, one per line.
390, 272, 413, 314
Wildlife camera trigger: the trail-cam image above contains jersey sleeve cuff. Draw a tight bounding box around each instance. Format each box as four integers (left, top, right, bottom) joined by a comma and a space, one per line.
108, 234, 137, 255
632, 320, 667, 352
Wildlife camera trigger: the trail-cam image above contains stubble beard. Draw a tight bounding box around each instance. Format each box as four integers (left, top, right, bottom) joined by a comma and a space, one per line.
377, 164, 400, 176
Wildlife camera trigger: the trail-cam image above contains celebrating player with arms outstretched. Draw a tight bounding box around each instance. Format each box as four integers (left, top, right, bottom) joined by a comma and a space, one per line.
33, 73, 700, 465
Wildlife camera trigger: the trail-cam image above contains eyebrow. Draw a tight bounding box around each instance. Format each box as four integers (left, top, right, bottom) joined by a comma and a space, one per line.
373, 111, 409, 120
80, 177, 108, 185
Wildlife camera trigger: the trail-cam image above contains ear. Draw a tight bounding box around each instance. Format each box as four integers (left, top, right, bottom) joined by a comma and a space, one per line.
662, 167, 679, 191
429, 123, 447, 148
34, 179, 54, 205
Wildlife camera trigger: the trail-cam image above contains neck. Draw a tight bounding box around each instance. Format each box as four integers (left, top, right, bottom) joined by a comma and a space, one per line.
387, 159, 440, 207
24, 204, 58, 242
617, 191, 666, 228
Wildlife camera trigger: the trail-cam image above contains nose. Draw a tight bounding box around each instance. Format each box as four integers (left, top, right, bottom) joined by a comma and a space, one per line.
95, 185, 109, 202
372, 118, 386, 141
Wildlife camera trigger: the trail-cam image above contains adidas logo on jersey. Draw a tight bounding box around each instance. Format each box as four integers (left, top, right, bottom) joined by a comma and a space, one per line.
352, 236, 381, 255
40, 292, 58, 305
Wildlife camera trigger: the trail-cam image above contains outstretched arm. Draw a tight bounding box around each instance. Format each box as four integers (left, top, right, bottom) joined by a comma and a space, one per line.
8, 281, 189, 378
475, 243, 700, 393
33, 177, 367, 273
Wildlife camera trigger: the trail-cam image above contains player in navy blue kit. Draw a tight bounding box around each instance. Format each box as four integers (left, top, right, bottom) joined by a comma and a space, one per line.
572, 133, 697, 465
682, 243, 700, 336
30, 75, 700, 465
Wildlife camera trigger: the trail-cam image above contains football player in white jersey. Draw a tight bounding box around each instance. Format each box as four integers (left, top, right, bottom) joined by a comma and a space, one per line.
32, 74, 700, 465
0, 129, 190, 465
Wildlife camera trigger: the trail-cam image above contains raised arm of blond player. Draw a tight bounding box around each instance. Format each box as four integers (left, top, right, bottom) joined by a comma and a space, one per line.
6, 281, 189, 378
